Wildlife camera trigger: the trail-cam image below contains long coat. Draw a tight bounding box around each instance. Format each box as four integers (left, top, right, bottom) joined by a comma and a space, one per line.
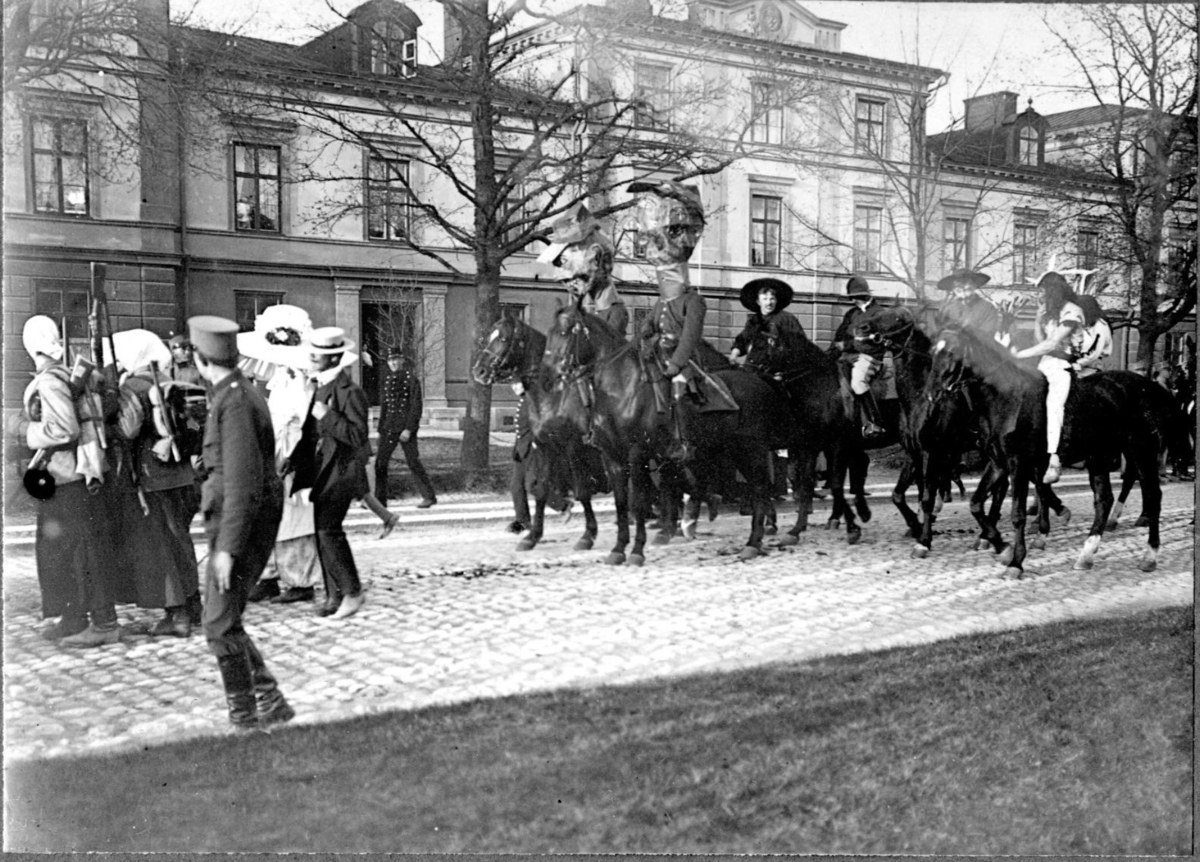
293, 368, 370, 502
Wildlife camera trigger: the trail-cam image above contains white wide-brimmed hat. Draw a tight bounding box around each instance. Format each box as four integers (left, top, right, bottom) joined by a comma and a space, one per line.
307, 326, 356, 355
237, 304, 314, 370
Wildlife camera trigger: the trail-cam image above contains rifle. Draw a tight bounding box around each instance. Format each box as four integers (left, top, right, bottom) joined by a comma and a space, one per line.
148, 361, 182, 463
89, 262, 118, 389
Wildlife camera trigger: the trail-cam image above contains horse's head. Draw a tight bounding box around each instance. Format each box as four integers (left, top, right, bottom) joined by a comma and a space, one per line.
855, 306, 917, 353
927, 327, 971, 399
472, 314, 528, 386
543, 304, 602, 385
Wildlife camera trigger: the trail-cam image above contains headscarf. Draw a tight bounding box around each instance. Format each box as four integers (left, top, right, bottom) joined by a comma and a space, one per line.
22, 316, 64, 362
111, 329, 172, 375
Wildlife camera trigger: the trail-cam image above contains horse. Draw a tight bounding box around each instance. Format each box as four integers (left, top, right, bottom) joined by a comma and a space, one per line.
860, 306, 1070, 558
471, 314, 606, 553
542, 300, 783, 564
929, 326, 1165, 577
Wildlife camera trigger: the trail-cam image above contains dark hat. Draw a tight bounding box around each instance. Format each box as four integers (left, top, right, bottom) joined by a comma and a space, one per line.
387, 345, 405, 359
187, 315, 240, 362
846, 275, 871, 296
740, 277, 794, 312
168, 333, 190, 348
536, 204, 601, 265
626, 179, 705, 223
936, 269, 991, 292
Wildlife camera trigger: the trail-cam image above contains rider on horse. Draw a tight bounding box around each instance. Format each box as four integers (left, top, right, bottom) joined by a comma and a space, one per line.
832, 275, 888, 440
937, 269, 1004, 342
1012, 272, 1086, 485
729, 276, 807, 375
538, 204, 629, 339
631, 180, 708, 462
1073, 294, 1113, 378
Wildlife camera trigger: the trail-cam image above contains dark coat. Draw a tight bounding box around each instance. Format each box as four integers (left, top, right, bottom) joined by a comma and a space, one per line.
294, 368, 370, 501
513, 393, 533, 461
199, 370, 282, 559
118, 373, 199, 494
833, 299, 889, 360
379, 365, 422, 435
940, 293, 1001, 338
640, 289, 706, 374
733, 309, 807, 360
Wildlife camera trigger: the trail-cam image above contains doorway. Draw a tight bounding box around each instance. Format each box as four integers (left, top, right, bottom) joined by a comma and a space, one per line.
360, 298, 420, 406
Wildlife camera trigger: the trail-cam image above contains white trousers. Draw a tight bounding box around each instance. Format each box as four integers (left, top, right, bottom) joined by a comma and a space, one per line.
850, 354, 881, 395
1038, 355, 1071, 454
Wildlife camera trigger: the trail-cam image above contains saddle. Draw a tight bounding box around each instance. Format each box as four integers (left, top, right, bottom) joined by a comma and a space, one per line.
688, 362, 739, 413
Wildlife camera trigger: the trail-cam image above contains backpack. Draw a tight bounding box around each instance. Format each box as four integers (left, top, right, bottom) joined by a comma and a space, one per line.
118, 376, 207, 463
24, 363, 108, 488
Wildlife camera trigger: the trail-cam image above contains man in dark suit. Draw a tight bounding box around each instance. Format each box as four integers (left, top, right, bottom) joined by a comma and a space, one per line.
189, 315, 292, 731
375, 347, 436, 509
296, 327, 370, 620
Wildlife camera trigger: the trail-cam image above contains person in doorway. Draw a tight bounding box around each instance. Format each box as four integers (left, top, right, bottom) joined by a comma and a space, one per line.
188, 314, 292, 730
375, 347, 436, 509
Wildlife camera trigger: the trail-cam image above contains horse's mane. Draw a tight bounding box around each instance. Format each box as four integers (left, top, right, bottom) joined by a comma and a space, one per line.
951, 326, 1043, 395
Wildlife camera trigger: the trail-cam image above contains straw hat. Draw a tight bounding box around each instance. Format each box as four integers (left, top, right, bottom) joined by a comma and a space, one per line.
307, 326, 356, 355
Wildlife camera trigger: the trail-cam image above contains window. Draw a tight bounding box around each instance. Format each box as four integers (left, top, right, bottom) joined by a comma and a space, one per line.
364, 21, 417, 77
1077, 229, 1100, 269
750, 82, 783, 145
31, 116, 88, 216
234, 291, 283, 332
632, 306, 650, 334
1163, 331, 1191, 368
500, 303, 527, 322
34, 281, 90, 349
750, 194, 782, 267
855, 97, 886, 157
1018, 125, 1039, 166
634, 63, 672, 129
854, 204, 884, 272
502, 179, 540, 252
943, 214, 972, 273
367, 156, 412, 241
1012, 223, 1038, 284
234, 143, 280, 232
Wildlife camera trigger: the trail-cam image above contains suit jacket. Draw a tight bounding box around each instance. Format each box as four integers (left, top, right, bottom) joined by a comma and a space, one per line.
199, 370, 282, 558
378, 366, 422, 435
294, 368, 370, 501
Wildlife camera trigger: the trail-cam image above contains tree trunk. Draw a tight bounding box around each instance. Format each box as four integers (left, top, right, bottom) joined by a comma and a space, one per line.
460, 267, 500, 484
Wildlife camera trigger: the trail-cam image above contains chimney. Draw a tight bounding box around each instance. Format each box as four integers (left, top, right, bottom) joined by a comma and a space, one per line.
444, 3, 463, 65
964, 91, 1018, 132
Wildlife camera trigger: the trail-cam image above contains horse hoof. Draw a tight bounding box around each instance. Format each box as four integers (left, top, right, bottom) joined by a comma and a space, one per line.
1134, 515, 1150, 528
516, 539, 536, 551
1105, 520, 1119, 531
1001, 566, 1024, 580
652, 531, 672, 546
1031, 537, 1046, 551
1139, 559, 1157, 573
902, 528, 914, 538
737, 545, 762, 561
847, 528, 862, 545
1073, 559, 1094, 571
604, 552, 626, 566
628, 553, 645, 567
911, 545, 929, 559
681, 523, 697, 540
1059, 507, 1072, 525
777, 533, 799, 547
573, 537, 594, 552
764, 524, 778, 536
826, 519, 839, 531
997, 547, 1014, 566
973, 538, 987, 551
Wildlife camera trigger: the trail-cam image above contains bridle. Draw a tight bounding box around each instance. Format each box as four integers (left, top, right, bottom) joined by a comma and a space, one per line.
475, 320, 528, 385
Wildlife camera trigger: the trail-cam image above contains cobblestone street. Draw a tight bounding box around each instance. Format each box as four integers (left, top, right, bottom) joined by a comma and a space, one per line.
3, 475, 1194, 763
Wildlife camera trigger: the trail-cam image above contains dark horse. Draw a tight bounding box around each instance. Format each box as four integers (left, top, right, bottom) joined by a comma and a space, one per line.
542, 301, 783, 564
861, 306, 1069, 558
930, 326, 1167, 577
471, 315, 606, 553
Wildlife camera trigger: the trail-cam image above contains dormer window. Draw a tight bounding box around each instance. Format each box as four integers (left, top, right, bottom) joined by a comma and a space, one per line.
1018, 124, 1039, 166
363, 20, 416, 78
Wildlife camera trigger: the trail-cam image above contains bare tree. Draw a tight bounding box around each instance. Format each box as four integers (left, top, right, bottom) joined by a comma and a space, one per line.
1046, 3, 1197, 369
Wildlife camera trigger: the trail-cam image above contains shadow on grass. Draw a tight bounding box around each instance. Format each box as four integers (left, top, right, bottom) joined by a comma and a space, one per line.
7, 606, 1192, 855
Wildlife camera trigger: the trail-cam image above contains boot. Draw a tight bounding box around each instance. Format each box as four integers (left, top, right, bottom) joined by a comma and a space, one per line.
665, 403, 694, 463
856, 393, 885, 441
216, 651, 260, 731
247, 578, 280, 603
61, 619, 121, 649
151, 607, 191, 638
245, 642, 295, 728
185, 592, 204, 626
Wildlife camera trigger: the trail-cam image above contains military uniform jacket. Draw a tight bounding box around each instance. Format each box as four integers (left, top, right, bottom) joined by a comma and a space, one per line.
118, 372, 198, 494
171, 362, 202, 386
640, 290, 706, 373
833, 300, 889, 360
378, 367, 422, 435
940, 294, 1001, 339
513, 393, 534, 461
200, 370, 282, 558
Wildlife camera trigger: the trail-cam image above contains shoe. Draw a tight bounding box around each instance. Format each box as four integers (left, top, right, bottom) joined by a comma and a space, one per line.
861, 422, 886, 442
1043, 456, 1062, 485
316, 594, 341, 617
378, 512, 400, 540
270, 587, 315, 605
258, 696, 295, 728
150, 612, 191, 638
247, 579, 280, 603
42, 616, 88, 641
61, 623, 121, 649
328, 592, 365, 620
415, 498, 437, 509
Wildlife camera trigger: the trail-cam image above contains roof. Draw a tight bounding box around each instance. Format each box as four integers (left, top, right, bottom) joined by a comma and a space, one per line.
1042, 104, 1146, 132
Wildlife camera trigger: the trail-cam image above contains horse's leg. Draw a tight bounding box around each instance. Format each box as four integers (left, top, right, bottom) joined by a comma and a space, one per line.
891, 456, 923, 539
1074, 462, 1114, 571
1106, 463, 1137, 530
999, 457, 1030, 579
737, 448, 770, 561
628, 451, 651, 566
853, 448, 872, 523
781, 447, 814, 546
969, 460, 1007, 556
829, 447, 862, 544
652, 481, 678, 546
1133, 445, 1162, 572
984, 466, 1009, 544
605, 461, 630, 565
517, 496, 547, 551
574, 494, 598, 551
681, 491, 701, 540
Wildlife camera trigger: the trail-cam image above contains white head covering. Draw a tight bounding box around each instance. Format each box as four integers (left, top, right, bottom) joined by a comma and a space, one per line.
110, 329, 172, 373
22, 316, 64, 362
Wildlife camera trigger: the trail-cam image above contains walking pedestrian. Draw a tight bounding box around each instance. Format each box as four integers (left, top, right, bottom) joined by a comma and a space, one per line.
18, 316, 123, 647
375, 347, 436, 509
292, 327, 370, 619
188, 315, 293, 731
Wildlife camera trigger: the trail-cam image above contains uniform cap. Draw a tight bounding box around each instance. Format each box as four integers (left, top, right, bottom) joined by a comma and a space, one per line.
846, 275, 871, 296
187, 315, 240, 362
387, 345, 405, 359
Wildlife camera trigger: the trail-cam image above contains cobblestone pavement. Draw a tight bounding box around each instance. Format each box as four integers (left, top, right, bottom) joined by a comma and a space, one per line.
3, 475, 1193, 762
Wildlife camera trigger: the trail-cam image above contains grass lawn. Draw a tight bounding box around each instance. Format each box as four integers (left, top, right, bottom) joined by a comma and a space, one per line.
7, 605, 1192, 854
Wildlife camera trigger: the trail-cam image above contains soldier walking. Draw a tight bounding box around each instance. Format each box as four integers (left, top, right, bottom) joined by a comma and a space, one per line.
189, 315, 293, 731
375, 347, 436, 509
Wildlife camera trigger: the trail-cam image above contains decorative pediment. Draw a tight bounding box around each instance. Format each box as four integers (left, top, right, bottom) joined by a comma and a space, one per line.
687, 0, 845, 50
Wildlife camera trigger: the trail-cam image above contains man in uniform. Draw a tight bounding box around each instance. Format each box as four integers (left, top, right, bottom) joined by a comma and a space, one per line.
168, 333, 202, 385
189, 314, 292, 731
937, 269, 1004, 342
633, 180, 708, 461
375, 347, 436, 509
832, 275, 888, 440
